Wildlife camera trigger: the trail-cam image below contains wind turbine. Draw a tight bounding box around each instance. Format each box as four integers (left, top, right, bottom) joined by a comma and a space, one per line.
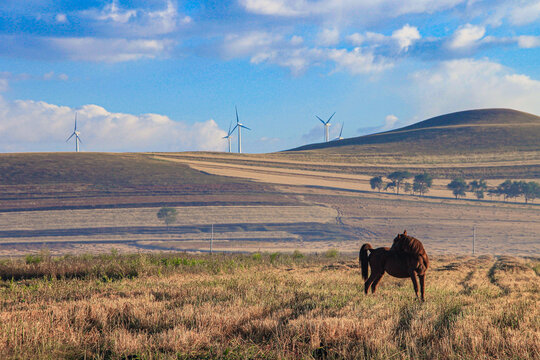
334, 123, 344, 141
223, 121, 234, 152
66, 113, 82, 152
231, 106, 250, 153
316, 112, 335, 142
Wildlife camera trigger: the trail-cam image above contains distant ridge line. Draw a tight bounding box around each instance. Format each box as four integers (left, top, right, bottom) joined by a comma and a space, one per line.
288, 108, 540, 153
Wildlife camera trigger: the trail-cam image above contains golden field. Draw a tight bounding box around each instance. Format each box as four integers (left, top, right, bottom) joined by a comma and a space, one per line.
0, 252, 538, 359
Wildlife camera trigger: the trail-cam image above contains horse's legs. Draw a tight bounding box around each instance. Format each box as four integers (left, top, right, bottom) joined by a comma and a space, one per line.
419, 274, 425, 302
371, 273, 385, 293
364, 272, 380, 294
409, 272, 419, 299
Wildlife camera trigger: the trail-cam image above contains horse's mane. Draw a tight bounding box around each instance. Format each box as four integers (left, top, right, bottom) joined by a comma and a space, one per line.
391, 230, 429, 268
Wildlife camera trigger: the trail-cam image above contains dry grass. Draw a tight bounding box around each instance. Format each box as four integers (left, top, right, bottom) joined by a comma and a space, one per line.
0, 253, 538, 359
156, 150, 540, 179
0, 205, 336, 232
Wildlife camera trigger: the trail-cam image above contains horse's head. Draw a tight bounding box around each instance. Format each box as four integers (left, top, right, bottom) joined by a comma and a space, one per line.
393, 231, 408, 245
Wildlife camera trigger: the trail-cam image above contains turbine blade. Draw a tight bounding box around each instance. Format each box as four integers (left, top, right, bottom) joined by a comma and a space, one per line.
316, 116, 325, 124
326, 112, 336, 124
235, 106, 239, 124
66, 133, 75, 142
240, 125, 251, 130
74, 112, 78, 131
228, 121, 232, 135
231, 124, 238, 133
77, 135, 82, 144
339, 123, 344, 137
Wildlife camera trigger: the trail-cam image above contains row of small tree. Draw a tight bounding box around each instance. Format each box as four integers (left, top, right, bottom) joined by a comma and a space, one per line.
370, 171, 433, 196
370, 172, 540, 203
447, 178, 540, 203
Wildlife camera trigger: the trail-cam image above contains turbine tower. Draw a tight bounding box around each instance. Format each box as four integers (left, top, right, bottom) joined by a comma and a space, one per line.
316, 112, 335, 142
222, 122, 234, 152
66, 113, 82, 152
334, 123, 344, 141
231, 106, 250, 153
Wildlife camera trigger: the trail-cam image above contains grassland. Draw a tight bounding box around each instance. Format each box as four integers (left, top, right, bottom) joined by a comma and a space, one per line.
0, 153, 294, 212
152, 151, 540, 179
1, 151, 539, 257
0, 252, 538, 359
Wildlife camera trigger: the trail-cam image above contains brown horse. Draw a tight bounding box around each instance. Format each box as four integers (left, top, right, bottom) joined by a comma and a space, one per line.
359, 231, 428, 301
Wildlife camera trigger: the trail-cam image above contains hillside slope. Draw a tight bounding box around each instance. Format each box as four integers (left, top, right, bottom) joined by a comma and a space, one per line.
0, 153, 290, 211
290, 109, 540, 154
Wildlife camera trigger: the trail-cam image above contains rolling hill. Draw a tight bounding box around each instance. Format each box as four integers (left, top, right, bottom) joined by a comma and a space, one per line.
290, 109, 540, 154
0, 153, 294, 212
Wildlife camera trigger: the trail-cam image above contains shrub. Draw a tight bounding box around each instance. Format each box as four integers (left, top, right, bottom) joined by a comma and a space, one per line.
25, 255, 42, 265
324, 249, 339, 258
270, 252, 281, 263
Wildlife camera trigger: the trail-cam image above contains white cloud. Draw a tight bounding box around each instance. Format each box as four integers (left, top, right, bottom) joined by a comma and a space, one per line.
517, 35, 540, 48
509, 0, 540, 25
251, 47, 323, 75
143, 0, 179, 35
411, 58, 540, 118
392, 24, 421, 51
42, 72, 69, 81
327, 47, 392, 74
181, 15, 192, 25
240, 0, 466, 23
383, 114, 399, 130
448, 24, 485, 49
95, 0, 137, 23
0, 78, 8, 92
290, 35, 304, 45
223, 31, 392, 75
82, 0, 183, 37
240, 0, 307, 17
48, 37, 174, 62
0, 97, 227, 152
55, 13, 68, 24
347, 32, 387, 48
222, 32, 323, 75
317, 28, 340, 46
222, 32, 283, 58
346, 25, 420, 53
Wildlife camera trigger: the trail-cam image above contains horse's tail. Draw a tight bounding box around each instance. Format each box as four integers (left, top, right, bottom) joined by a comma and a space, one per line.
359, 243, 373, 280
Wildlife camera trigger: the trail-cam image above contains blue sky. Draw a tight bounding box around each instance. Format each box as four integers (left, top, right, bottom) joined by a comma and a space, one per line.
1, 0, 539, 153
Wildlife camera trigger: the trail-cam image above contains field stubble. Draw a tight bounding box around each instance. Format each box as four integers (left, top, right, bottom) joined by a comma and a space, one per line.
0, 253, 538, 359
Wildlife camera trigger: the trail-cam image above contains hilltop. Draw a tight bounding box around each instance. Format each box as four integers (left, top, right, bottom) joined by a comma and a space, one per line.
290, 109, 540, 155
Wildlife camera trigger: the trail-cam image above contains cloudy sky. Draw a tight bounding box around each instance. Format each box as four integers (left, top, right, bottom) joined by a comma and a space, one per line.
1, 0, 539, 153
